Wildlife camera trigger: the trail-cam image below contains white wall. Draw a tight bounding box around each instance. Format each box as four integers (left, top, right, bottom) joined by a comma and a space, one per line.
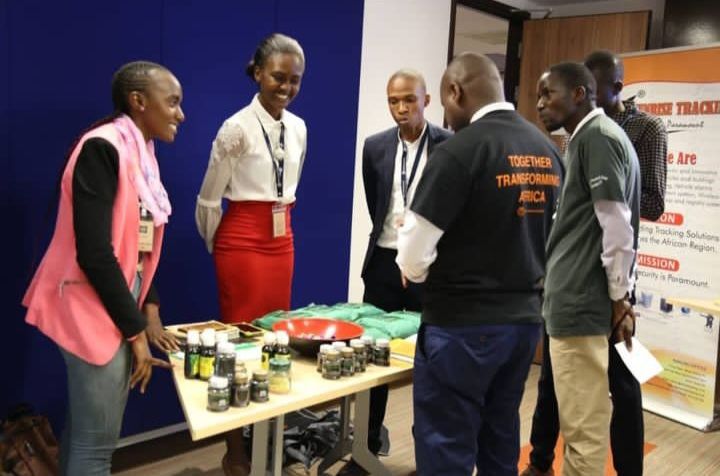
346, 0, 452, 302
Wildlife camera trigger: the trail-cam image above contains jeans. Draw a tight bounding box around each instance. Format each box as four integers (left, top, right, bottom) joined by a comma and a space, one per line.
413, 322, 541, 476
58, 343, 131, 476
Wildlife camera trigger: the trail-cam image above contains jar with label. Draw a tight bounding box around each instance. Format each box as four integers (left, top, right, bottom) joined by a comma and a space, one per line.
214, 342, 236, 382
274, 331, 292, 363
251, 370, 270, 403
351, 340, 367, 372
198, 329, 216, 381
231, 371, 250, 408
261, 332, 276, 370
362, 335, 375, 365
207, 376, 230, 412
269, 358, 292, 394
374, 338, 391, 366
184, 330, 200, 379
341, 347, 355, 377
322, 349, 342, 380
317, 344, 332, 372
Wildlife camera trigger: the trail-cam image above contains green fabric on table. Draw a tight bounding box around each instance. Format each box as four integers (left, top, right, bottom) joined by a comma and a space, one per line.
252, 304, 420, 341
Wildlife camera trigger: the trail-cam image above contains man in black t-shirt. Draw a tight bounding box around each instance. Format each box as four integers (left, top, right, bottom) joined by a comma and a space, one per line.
396, 53, 563, 475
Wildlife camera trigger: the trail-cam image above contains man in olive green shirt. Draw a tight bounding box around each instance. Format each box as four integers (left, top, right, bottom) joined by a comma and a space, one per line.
536, 62, 640, 476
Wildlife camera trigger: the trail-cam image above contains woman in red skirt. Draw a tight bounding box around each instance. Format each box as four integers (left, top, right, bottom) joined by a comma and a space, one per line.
195, 33, 306, 475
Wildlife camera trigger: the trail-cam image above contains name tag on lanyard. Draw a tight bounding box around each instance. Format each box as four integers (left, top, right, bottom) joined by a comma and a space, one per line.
138, 204, 154, 253
257, 116, 288, 238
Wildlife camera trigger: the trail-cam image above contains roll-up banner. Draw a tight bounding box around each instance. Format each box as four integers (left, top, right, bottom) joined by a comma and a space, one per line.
623, 44, 720, 431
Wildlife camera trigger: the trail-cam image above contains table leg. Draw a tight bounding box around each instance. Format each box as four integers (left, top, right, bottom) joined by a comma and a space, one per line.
250, 420, 270, 476
318, 396, 353, 475
352, 389, 390, 476
271, 414, 285, 475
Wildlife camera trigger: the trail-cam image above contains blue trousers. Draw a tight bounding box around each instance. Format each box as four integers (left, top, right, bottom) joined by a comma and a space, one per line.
413, 322, 541, 476
59, 343, 131, 476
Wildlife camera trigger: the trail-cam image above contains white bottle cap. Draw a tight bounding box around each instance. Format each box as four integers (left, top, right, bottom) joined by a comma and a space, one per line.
276, 331, 289, 346
350, 339, 363, 347
319, 344, 332, 353
209, 376, 228, 389
201, 329, 216, 346
216, 332, 229, 344
376, 338, 390, 347
332, 341, 346, 350
217, 342, 235, 355
186, 330, 200, 345
264, 332, 277, 345
361, 335, 374, 345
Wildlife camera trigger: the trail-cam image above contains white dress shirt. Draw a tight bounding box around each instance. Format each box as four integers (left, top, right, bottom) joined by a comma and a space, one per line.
377, 123, 429, 249
195, 94, 307, 251
396, 102, 514, 282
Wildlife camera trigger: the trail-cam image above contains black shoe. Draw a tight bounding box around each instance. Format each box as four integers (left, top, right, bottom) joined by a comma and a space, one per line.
337, 459, 369, 476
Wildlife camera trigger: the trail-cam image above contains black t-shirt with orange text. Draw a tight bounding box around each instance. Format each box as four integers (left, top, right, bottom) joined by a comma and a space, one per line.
410, 109, 564, 326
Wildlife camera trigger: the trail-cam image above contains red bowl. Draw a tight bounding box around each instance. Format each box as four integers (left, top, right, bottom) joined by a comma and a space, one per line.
272, 317, 364, 356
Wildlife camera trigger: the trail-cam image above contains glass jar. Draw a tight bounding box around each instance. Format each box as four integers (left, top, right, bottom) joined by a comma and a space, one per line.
269, 358, 292, 394
317, 344, 332, 373
207, 376, 230, 412
362, 335, 375, 365
231, 371, 250, 408
341, 347, 355, 377
251, 370, 270, 403
374, 338, 391, 366
351, 341, 367, 372
214, 342, 236, 382
322, 350, 342, 380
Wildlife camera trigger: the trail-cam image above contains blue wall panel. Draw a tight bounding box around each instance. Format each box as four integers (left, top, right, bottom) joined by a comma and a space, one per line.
277, 0, 365, 309
2, 0, 365, 438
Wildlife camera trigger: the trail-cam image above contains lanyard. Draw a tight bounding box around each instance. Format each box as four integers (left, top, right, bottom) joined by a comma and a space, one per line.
257, 116, 286, 198
400, 127, 429, 207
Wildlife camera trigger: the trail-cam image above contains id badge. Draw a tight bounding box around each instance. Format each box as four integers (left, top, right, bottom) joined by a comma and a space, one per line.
272, 203, 287, 238
138, 207, 154, 252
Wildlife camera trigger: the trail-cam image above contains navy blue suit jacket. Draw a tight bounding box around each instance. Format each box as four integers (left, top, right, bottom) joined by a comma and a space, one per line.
361, 122, 452, 277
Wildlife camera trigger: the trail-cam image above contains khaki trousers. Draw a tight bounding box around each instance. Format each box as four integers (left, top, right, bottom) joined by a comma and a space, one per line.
549, 335, 611, 476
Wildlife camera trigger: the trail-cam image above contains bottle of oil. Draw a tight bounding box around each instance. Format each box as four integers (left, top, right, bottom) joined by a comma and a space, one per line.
261, 332, 276, 370
183, 330, 200, 379
198, 329, 216, 381
274, 331, 291, 363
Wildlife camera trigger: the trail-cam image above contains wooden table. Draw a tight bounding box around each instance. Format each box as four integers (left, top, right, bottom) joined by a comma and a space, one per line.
170, 349, 413, 475
666, 297, 720, 315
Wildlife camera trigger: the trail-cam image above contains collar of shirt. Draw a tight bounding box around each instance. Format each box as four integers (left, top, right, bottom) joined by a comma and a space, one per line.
569, 107, 605, 142
251, 93, 285, 126
610, 99, 639, 124
397, 122, 428, 146
470, 102, 515, 123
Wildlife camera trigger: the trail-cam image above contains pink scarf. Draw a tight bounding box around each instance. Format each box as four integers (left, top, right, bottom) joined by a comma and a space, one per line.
113, 114, 172, 226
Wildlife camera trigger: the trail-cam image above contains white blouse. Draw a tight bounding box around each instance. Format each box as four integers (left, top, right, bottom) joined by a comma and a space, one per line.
196, 94, 307, 251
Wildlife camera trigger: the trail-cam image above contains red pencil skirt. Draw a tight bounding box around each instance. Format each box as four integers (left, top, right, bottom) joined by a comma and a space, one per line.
213, 201, 294, 323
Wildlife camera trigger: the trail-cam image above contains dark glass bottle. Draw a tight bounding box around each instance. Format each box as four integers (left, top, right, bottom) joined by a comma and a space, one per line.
184, 330, 200, 379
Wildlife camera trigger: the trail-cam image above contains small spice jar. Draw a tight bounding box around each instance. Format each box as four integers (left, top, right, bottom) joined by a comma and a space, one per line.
317, 344, 332, 373
251, 370, 270, 403
341, 347, 355, 377
231, 371, 250, 408
362, 335, 375, 365
214, 342, 236, 382
269, 358, 292, 394
322, 349, 342, 380
374, 338, 391, 366
207, 376, 230, 412
351, 340, 367, 372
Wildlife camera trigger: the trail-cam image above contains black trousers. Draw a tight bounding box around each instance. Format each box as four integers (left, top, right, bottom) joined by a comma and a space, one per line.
362, 246, 423, 454
529, 330, 645, 475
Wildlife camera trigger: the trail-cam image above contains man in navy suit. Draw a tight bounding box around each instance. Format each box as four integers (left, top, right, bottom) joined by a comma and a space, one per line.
339, 69, 451, 476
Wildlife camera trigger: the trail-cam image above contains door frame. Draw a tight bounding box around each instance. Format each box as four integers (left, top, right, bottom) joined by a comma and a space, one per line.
449, 0, 530, 104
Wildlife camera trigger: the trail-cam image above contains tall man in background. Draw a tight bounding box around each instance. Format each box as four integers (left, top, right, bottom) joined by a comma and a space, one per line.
522, 51, 666, 476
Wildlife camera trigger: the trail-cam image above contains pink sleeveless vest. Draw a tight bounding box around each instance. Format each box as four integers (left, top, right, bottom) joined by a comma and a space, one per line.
23, 123, 164, 365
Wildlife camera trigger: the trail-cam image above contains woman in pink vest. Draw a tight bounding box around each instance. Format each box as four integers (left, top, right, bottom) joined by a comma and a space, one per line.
23, 61, 185, 476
